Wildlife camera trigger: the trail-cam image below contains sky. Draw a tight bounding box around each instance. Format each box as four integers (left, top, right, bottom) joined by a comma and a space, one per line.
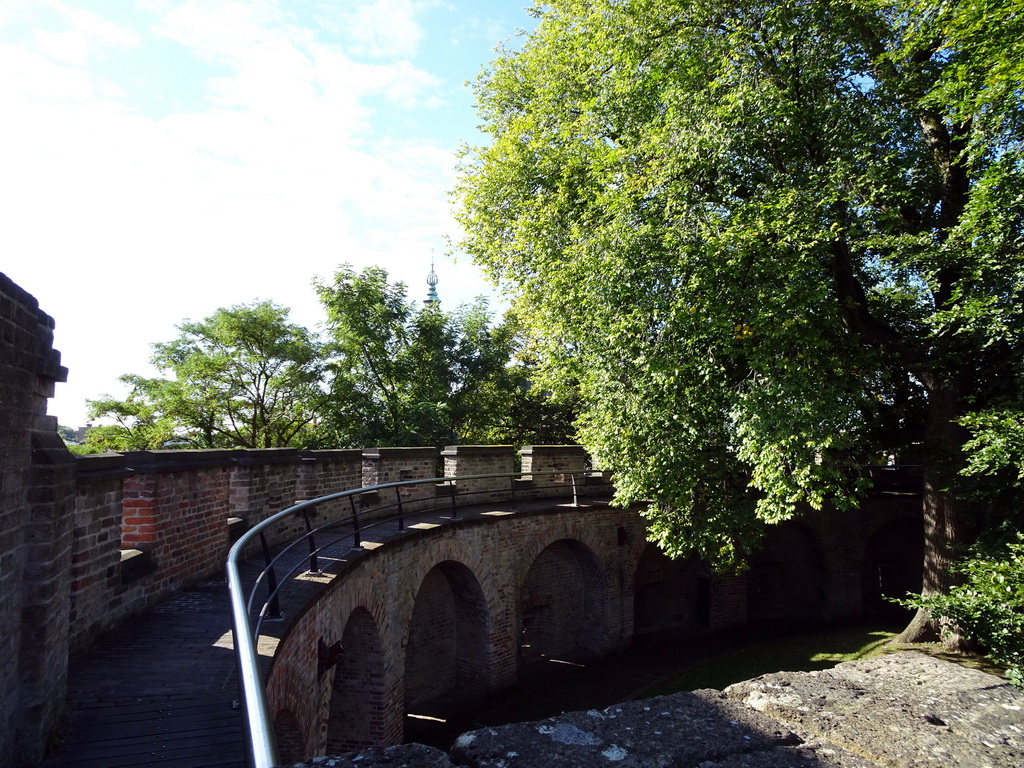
1, 0, 536, 427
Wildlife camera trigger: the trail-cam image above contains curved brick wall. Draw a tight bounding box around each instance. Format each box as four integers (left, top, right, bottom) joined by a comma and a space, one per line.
261, 490, 923, 760
265, 504, 648, 758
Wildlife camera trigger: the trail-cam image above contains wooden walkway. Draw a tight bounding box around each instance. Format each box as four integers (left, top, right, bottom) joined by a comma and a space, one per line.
43, 698, 243, 768
42, 578, 245, 768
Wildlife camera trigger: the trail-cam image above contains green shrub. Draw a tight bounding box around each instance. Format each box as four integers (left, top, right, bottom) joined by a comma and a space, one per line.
904, 535, 1024, 687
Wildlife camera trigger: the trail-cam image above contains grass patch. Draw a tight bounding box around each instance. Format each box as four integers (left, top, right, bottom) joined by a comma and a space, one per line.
641, 624, 1010, 697
641, 625, 899, 696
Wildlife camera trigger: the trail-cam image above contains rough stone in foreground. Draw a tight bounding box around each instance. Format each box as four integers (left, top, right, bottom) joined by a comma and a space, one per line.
450, 689, 806, 767
290, 653, 1023, 768
292, 743, 454, 767
725, 651, 1024, 768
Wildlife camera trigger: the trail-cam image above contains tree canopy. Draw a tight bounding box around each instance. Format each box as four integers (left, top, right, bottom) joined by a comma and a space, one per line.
455, 0, 1024, 640
315, 264, 576, 447
82, 269, 577, 452
84, 301, 326, 450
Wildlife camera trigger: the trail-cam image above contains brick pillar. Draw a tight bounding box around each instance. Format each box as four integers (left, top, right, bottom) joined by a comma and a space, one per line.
0, 273, 75, 765
441, 445, 516, 506
361, 447, 440, 516
519, 445, 590, 497
69, 454, 131, 653
121, 472, 159, 548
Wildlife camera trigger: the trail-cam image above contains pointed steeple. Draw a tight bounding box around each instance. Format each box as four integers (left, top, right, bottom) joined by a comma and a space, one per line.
424, 256, 440, 307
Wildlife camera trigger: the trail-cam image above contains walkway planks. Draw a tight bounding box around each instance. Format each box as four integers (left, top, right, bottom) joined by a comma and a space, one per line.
44, 698, 243, 768
43, 578, 245, 768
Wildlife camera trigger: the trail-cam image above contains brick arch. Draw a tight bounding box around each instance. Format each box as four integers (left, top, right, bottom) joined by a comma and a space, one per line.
273, 709, 304, 765
861, 518, 923, 622
266, 505, 668, 754
404, 560, 491, 708
633, 542, 700, 635
746, 519, 828, 624
518, 538, 609, 661
326, 606, 385, 753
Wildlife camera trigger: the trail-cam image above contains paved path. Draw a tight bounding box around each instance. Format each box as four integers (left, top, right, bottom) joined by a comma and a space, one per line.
42, 495, 709, 767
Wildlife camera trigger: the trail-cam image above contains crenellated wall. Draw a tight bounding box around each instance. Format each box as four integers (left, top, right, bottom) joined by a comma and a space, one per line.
65, 444, 600, 655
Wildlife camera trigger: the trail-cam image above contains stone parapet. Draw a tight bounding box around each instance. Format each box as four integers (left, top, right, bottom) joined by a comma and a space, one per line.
441, 445, 517, 505
362, 447, 441, 517
519, 444, 591, 499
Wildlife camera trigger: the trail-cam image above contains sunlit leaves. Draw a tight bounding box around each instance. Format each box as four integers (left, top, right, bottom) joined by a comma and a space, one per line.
456, 0, 1024, 569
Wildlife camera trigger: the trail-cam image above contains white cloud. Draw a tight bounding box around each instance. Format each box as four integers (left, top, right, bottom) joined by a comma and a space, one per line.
0, 0, 513, 426
327, 0, 441, 59
6, 1, 140, 67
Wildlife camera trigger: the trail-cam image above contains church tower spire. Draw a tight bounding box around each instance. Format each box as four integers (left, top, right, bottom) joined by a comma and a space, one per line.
424, 256, 440, 307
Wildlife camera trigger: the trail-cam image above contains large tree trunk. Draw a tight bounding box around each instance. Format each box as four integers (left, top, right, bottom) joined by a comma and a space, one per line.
896, 378, 975, 648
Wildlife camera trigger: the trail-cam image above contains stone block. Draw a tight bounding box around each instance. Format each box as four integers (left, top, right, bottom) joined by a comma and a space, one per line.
288, 743, 455, 767
451, 690, 801, 767
725, 652, 1024, 768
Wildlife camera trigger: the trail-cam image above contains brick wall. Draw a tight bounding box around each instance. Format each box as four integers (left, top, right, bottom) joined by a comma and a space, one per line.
0, 272, 75, 766
361, 447, 443, 517
265, 503, 647, 756
404, 566, 459, 706
441, 445, 517, 505
65, 449, 378, 649
519, 444, 589, 491
60, 443, 603, 658
633, 544, 699, 633
123, 451, 233, 589
326, 606, 386, 753
519, 541, 587, 659
69, 456, 131, 652
297, 450, 363, 501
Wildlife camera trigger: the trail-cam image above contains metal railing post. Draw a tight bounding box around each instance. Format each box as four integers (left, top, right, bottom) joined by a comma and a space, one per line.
396, 486, 405, 530
259, 532, 283, 620
349, 495, 361, 548
302, 509, 320, 574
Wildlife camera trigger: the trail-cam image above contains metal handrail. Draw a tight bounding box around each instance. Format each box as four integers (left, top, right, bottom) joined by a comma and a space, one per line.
226, 468, 597, 768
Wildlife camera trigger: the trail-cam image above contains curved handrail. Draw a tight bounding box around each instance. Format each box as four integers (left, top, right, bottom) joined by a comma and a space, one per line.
226, 468, 597, 768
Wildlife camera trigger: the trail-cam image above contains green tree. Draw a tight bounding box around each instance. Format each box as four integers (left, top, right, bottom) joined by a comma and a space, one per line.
455, 0, 1024, 643
82, 374, 180, 451
85, 302, 326, 450
315, 264, 574, 448
471, 313, 581, 447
